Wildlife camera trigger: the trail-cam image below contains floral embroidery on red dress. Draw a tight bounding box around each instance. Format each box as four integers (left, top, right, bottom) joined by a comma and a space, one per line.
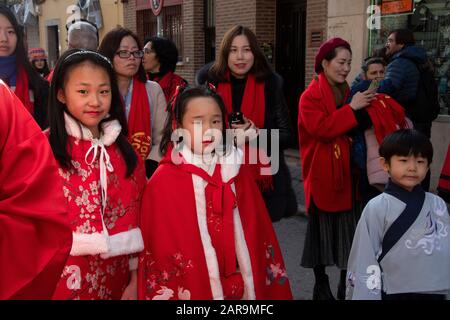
140, 251, 194, 300
52, 135, 146, 300
265, 243, 288, 286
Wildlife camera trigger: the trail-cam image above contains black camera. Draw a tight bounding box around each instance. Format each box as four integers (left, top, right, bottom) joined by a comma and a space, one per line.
228, 112, 245, 127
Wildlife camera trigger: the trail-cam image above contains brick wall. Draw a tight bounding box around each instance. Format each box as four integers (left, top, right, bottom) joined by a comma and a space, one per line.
123, 0, 137, 34
255, 0, 276, 63
176, 0, 204, 84
305, 0, 328, 85
215, 0, 257, 57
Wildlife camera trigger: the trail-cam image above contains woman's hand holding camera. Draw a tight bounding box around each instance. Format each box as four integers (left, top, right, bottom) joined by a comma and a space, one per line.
349, 90, 376, 111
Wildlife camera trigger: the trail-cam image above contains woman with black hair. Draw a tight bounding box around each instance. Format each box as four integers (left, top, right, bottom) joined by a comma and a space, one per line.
98, 28, 168, 178
142, 36, 187, 102
196, 25, 297, 222
28, 47, 50, 78
0, 4, 49, 129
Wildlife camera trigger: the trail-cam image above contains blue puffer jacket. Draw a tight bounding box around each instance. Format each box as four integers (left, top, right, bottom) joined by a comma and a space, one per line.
378, 45, 427, 113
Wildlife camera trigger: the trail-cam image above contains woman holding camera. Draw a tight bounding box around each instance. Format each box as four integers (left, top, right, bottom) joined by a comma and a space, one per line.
196, 25, 297, 222
298, 38, 375, 300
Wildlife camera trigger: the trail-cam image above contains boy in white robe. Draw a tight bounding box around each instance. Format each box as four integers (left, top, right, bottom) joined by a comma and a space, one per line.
346, 129, 450, 300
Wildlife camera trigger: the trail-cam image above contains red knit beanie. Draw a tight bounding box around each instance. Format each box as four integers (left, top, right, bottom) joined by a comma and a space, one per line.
314, 37, 351, 74
28, 48, 47, 61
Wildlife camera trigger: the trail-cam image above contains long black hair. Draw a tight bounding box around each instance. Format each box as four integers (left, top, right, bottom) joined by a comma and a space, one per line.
209, 25, 273, 82
48, 49, 137, 177
0, 4, 49, 128
160, 85, 229, 156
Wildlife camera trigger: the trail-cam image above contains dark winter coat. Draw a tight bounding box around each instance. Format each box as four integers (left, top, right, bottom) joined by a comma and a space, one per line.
378, 45, 427, 116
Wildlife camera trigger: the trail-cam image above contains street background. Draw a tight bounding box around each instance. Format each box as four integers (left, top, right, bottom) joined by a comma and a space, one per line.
273, 149, 340, 300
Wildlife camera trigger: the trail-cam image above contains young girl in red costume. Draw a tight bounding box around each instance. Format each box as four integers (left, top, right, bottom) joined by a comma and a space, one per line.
47, 49, 146, 300
138, 85, 292, 300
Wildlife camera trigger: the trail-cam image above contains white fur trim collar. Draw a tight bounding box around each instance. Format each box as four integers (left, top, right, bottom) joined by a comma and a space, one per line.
64, 112, 121, 146
180, 145, 243, 182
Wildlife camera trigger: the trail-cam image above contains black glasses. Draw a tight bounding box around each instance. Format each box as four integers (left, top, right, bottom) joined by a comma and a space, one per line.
116, 50, 144, 59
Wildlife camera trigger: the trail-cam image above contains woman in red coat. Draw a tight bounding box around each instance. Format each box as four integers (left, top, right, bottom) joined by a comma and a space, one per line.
298, 38, 375, 300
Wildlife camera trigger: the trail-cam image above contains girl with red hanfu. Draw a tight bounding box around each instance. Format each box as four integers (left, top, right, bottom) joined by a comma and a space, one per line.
47, 49, 146, 300
137, 86, 293, 300
98, 28, 168, 178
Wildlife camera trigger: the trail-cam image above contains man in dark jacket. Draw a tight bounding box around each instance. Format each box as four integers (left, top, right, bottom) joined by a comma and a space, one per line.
378, 29, 429, 134
379, 29, 433, 190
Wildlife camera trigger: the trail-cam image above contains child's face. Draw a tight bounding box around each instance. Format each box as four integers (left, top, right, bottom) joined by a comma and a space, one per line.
181, 97, 223, 155
380, 154, 429, 191
57, 62, 112, 138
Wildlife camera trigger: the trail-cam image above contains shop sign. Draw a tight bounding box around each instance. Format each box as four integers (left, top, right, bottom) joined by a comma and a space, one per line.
151, 0, 164, 16
381, 0, 414, 15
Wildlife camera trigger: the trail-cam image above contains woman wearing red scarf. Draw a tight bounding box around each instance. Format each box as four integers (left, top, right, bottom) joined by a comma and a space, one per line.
196, 25, 297, 222
142, 36, 187, 103
98, 28, 168, 178
0, 5, 49, 129
298, 38, 375, 300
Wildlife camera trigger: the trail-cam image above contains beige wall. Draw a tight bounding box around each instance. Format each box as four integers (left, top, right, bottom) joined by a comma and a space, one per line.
327, 0, 370, 83
37, 0, 123, 54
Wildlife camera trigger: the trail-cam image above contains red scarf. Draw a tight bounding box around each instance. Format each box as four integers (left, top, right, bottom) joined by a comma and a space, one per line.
153, 71, 186, 103
216, 72, 265, 128
128, 77, 151, 160
366, 94, 408, 144
15, 67, 34, 115
216, 72, 271, 191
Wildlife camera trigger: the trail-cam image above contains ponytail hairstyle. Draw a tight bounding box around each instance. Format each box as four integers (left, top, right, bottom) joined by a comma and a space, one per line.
48, 49, 137, 177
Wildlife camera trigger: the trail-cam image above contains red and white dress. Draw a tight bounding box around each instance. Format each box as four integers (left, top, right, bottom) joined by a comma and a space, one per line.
138, 145, 293, 300
52, 114, 146, 300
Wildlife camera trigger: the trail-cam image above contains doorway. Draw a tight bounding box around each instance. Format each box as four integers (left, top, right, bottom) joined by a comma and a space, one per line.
46, 24, 59, 68
276, 0, 306, 148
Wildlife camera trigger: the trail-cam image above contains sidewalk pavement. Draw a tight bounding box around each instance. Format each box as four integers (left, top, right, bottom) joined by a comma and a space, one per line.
284, 148, 306, 215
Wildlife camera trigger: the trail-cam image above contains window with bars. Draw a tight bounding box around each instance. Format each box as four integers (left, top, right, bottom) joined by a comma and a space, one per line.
137, 5, 183, 62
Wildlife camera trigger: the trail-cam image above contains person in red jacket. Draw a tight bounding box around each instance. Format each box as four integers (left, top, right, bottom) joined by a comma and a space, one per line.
47, 49, 146, 300
0, 80, 72, 299
298, 38, 375, 300
138, 85, 292, 300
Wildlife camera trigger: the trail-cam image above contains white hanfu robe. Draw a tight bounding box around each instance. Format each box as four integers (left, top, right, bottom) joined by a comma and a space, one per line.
346, 188, 450, 300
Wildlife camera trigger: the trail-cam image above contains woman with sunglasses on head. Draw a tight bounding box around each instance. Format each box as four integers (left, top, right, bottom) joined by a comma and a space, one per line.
98, 27, 168, 178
